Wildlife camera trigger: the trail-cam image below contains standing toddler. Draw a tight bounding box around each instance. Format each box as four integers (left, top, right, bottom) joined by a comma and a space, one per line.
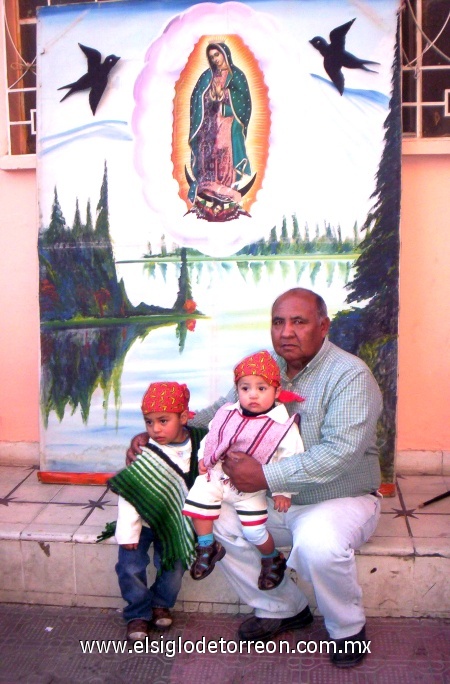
111, 381, 206, 642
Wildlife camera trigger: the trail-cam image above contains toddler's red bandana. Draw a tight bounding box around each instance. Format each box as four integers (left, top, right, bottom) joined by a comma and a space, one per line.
142, 382, 191, 415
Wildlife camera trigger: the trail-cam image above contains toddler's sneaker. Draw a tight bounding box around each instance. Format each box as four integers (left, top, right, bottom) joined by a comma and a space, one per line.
152, 607, 173, 629
126, 618, 148, 642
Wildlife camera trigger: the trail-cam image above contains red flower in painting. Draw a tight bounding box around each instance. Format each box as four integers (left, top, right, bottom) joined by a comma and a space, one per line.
183, 299, 197, 313
185, 319, 196, 332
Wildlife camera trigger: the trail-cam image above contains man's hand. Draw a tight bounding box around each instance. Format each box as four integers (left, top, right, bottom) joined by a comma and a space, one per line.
126, 432, 148, 465
198, 458, 207, 475
120, 543, 138, 550
222, 451, 268, 492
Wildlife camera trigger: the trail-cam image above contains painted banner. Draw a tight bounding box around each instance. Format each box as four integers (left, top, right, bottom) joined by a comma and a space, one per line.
37, 0, 400, 483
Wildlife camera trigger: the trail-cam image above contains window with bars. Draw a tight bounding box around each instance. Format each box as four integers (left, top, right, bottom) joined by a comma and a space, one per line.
3, 0, 39, 154
401, 0, 450, 138
2, 0, 450, 156
3, 0, 104, 156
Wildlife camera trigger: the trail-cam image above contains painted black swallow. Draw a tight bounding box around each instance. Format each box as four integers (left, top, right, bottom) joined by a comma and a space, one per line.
309, 18, 379, 95
58, 44, 120, 115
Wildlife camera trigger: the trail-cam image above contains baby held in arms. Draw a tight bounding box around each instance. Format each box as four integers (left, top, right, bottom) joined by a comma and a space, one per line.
182, 350, 304, 590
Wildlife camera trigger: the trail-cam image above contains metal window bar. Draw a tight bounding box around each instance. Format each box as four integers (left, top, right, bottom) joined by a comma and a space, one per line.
416, 0, 423, 137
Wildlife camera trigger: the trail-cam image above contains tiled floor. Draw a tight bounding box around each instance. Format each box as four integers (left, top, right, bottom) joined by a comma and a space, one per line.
0, 603, 449, 683
1, 465, 448, 554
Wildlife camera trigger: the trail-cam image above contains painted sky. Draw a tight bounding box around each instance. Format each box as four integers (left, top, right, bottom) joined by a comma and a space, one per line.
37, 0, 399, 260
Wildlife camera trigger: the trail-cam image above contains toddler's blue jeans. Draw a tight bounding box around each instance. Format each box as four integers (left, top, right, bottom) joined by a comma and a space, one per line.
116, 525, 185, 622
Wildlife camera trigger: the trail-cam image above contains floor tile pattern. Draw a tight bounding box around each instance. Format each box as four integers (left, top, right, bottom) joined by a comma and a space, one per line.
0, 467, 448, 553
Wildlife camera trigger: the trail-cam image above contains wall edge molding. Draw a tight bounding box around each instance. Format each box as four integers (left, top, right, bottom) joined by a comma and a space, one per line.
396, 450, 449, 476
0, 442, 39, 466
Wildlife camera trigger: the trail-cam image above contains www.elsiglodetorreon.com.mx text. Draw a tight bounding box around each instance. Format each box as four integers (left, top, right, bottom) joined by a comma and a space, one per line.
79, 635, 371, 657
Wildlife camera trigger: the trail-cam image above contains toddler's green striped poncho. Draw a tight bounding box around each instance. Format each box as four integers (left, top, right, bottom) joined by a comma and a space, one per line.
108, 426, 206, 571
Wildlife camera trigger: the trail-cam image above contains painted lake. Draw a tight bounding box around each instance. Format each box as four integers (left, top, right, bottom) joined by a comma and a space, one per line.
41, 257, 357, 472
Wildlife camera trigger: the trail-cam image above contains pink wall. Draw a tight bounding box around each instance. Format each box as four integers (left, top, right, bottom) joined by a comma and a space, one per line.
0, 169, 40, 442
397, 154, 450, 451
1, 155, 449, 453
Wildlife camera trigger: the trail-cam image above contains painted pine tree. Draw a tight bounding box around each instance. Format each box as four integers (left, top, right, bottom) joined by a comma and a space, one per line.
329, 29, 401, 482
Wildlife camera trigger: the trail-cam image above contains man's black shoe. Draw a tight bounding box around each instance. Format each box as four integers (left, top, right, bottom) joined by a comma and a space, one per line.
330, 626, 369, 667
238, 606, 313, 642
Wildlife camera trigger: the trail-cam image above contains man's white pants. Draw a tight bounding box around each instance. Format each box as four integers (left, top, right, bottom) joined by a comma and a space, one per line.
214, 494, 381, 639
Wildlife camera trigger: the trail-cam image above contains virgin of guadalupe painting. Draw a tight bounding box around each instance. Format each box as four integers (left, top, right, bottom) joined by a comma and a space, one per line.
186, 42, 254, 221
172, 35, 269, 225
